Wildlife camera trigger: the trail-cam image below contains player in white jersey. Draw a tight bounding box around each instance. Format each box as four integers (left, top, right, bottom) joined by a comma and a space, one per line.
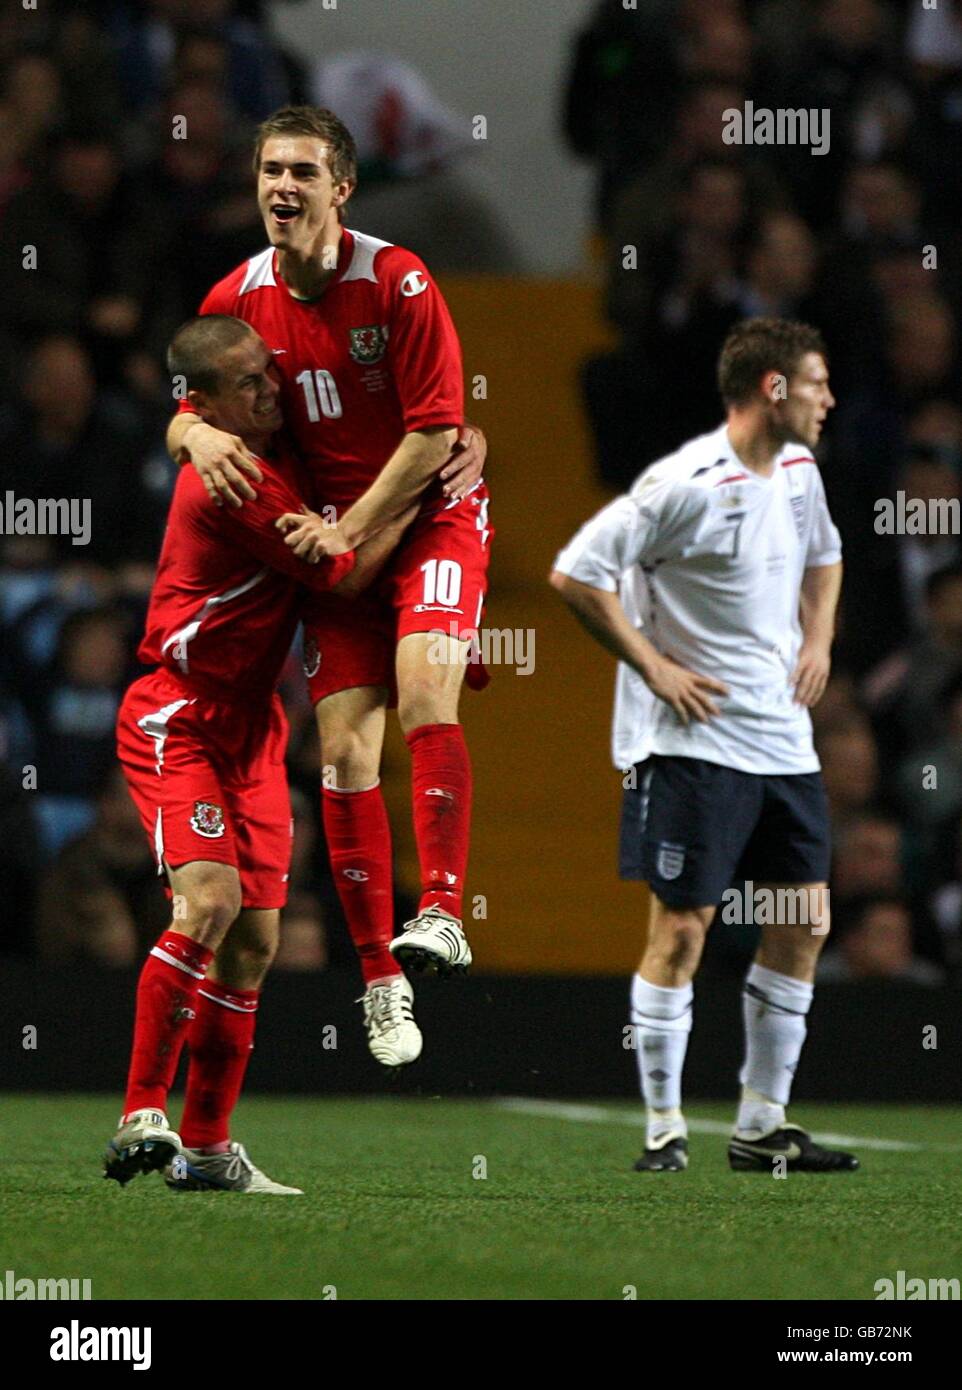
551, 319, 858, 1173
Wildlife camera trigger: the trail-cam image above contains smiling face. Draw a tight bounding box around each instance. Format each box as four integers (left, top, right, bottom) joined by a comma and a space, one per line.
191, 333, 283, 447
770, 352, 835, 451
256, 134, 353, 258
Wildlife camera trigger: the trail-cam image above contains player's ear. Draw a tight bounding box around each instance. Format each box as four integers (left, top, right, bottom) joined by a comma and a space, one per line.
187, 388, 212, 418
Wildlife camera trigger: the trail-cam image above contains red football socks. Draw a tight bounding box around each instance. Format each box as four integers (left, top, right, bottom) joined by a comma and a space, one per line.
322, 782, 398, 984
405, 722, 472, 919
179, 979, 259, 1149
123, 930, 214, 1117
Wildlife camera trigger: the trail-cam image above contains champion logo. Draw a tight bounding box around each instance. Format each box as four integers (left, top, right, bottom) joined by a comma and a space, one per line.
343, 868, 369, 881
425, 788, 454, 800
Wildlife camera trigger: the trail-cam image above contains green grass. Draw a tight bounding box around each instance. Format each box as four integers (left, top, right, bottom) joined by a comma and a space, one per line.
3, 1095, 961, 1300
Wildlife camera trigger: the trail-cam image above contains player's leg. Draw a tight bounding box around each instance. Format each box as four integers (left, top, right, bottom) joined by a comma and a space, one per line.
630, 895, 714, 1170
107, 858, 241, 1184
629, 756, 758, 1171
108, 677, 244, 1183
310, 665, 422, 1066
730, 773, 858, 1172
168, 908, 302, 1195
387, 496, 491, 976
389, 629, 474, 974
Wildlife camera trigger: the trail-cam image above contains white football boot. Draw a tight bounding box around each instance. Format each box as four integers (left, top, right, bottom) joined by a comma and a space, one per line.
361, 974, 423, 1067
104, 1108, 182, 1186
163, 1141, 303, 1194
389, 904, 473, 977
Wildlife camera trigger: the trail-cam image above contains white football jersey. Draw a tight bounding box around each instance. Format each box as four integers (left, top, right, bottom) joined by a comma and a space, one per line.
553, 424, 842, 775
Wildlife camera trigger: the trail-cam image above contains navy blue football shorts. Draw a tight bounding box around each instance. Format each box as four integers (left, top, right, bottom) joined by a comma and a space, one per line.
619, 754, 831, 909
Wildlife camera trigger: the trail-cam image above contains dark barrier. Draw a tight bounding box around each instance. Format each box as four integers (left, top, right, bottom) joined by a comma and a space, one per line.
2, 960, 959, 1101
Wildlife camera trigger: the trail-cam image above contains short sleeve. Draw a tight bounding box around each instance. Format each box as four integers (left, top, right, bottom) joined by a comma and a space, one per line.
806, 470, 843, 568
552, 467, 685, 590
383, 252, 463, 433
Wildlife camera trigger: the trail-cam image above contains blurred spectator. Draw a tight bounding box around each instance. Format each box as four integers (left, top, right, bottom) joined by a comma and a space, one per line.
831, 813, 905, 901
864, 564, 962, 761
0, 336, 167, 567
5, 604, 135, 857
3, 51, 65, 155
34, 766, 168, 967
106, 0, 289, 121
144, 78, 264, 314
0, 131, 176, 386
818, 896, 945, 984
817, 716, 881, 821
562, 0, 682, 229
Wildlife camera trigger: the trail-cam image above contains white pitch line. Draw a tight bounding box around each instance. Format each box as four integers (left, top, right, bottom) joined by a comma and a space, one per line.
494, 1097, 922, 1152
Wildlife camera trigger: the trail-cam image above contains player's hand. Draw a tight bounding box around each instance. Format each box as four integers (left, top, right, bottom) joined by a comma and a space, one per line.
276, 510, 353, 563
645, 653, 728, 725
184, 422, 264, 508
441, 422, 486, 502
792, 641, 831, 707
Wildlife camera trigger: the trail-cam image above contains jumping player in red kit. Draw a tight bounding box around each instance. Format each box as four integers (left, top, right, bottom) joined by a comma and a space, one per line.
166, 106, 492, 1068
107, 314, 415, 1192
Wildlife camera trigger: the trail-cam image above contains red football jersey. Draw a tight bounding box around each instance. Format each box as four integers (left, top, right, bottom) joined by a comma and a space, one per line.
191, 228, 464, 514
139, 443, 355, 700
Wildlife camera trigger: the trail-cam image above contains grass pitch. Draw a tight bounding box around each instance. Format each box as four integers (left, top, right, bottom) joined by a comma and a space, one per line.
3, 1095, 961, 1301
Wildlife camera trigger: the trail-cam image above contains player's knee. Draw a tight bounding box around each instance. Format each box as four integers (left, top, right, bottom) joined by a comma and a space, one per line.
220, 934, 276, 988
318, 726, 380, 788
181, 874, 242, 943
397, 677, 458, 733
652, 910, 708, 969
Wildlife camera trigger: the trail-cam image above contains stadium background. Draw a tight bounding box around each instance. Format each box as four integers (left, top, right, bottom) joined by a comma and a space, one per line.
2, 0, 961, 1103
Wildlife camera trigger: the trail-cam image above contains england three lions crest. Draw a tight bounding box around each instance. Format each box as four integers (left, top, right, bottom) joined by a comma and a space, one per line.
349, 325, 388, 365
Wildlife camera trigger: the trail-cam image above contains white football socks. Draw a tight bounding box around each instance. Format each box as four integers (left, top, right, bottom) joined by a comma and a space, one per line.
630, 973, 693, 1146
736, 962, 813, 1139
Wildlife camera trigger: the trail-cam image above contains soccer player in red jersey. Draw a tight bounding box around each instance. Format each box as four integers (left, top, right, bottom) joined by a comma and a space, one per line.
108, 315, 414, 1192
165, 106, 492, 1067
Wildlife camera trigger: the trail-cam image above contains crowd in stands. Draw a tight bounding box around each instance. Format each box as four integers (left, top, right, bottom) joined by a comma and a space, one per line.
2, 0, 961, 985
565, 0, 962, 983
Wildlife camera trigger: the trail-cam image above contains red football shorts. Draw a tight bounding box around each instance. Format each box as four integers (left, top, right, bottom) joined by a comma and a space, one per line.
301, 485, 493, 704
116, 670, 292, 909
